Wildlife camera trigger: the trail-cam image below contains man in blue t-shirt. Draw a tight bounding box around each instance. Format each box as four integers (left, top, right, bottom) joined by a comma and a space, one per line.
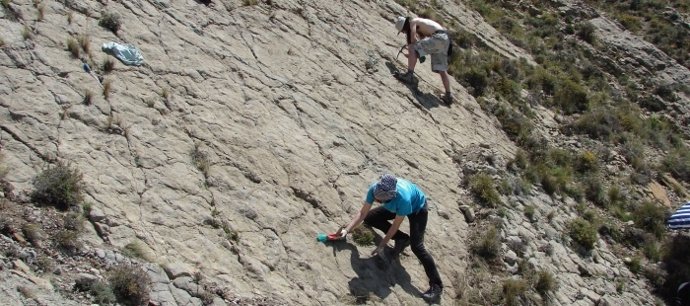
337, 174, 443, 302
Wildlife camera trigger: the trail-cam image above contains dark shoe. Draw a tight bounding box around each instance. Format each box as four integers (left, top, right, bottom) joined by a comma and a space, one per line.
421, 284, 442, 302
392, 238, 410, 258
394, 71, 415, 84
441, 92, 453, 105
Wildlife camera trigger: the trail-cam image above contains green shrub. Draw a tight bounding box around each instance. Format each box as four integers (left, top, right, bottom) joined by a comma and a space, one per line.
528, 163, 571, 196
553, 79, 588, 114
626, 256, 642, 274
473, 226, 500, 260
36, 255, 54, 274
617, 13, 642, 32
56, 229, 81, 254
99, 12, 121, 33
90, 281, 117, 305
32, 162, 83, 211
122, 242, 149, 260
63, 211, 84, 232
109, 265, 151, 306
577, 22, 596, 44
653, 84, 678, 102
451, 28, 477, 49
82, 202, 92, 217
463, 69, 489, 97
643, 239, 660, 262
547, 148, 574, 167
639, 94, 666, 112
608, 185, 625, 204
534, 270, 558, 297
66, 38, 80, 58
598, 221, 623, 243
567, 108, 618, 140
583, 174, 607, 206
492, 105, 533, 141
582, 209, 599, 224
575, 150, 599, 173
526, 67, 556, 95
631, 201, 667, 238
22, 223, 43, 246
568, 218, 597, 250
502, 278, 527, 305
469, 173, 502, 207
663, 147, 690, 183
640, 115, 680, 149
351, 225, 375, 246
524, 205, 536, 222
509, 149, 529, 171
495, 77, 521, 101
621, 137, 648, 172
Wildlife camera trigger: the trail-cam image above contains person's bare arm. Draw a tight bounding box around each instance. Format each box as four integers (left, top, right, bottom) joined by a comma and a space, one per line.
338, 201, 372, 237
408, 18, 418, 45
372, 215, 405, 256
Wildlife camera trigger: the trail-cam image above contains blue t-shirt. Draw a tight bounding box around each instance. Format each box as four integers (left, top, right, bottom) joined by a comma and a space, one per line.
365, 178, 427, 216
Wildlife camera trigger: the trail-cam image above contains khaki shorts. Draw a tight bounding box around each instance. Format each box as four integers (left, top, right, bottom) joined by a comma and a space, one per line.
413, 32, 450, 72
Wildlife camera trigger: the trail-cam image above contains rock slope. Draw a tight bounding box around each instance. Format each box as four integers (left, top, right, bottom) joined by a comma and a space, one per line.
1, 0, 682, 305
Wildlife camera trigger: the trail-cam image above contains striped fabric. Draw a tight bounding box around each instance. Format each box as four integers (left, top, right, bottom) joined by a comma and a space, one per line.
668, 202, 690, 230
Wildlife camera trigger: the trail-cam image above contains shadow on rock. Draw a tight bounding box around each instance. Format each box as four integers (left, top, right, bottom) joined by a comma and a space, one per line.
384, 61, 448, 109
329, 240, 421, 303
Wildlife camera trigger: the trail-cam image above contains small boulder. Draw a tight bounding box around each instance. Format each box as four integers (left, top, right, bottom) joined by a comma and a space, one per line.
459, 205, 475, 223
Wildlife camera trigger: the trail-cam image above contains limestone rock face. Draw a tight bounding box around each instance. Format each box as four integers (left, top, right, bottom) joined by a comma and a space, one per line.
1, 0, 505, 304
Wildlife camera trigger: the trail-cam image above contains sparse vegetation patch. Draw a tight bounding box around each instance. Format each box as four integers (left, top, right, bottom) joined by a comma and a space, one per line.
351, 225, 375, 246
109, 265, 151, 306
568, 218, 597, 251
31, 162, 83, 211
99, 12, 121, 33
473, 225, 501, 260
534, 270, 557, 297
468, 173, 502, 207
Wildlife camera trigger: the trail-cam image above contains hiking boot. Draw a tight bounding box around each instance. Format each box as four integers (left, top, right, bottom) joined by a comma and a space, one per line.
392, 238, 410, 258
394, 70, 415, 84
441, 92, 453, 105
421, 284, 443, 303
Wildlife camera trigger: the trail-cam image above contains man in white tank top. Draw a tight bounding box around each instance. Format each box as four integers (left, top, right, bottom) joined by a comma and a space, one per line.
394, 16, 453, 104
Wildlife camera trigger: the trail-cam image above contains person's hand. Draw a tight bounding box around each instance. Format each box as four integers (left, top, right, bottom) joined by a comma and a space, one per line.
336, 226, 348, 238
371, 245, 384, 257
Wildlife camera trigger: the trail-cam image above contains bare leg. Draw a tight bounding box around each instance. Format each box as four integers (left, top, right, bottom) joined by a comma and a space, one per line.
439, 71, 450, 93
407, 48, 418, 73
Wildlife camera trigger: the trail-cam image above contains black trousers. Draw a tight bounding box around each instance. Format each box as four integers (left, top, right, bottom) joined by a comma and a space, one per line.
364, 204, 443, 287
